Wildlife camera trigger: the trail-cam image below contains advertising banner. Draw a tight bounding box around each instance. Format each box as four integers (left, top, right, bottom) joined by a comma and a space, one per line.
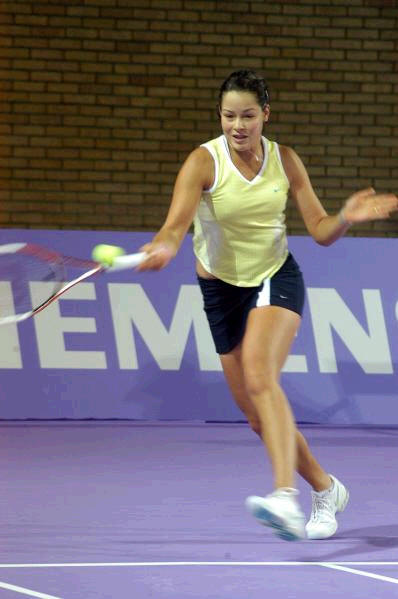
0, 229, 397, 425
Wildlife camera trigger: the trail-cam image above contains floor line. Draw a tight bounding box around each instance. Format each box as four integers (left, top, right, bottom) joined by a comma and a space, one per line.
0, 580, 62, 599
0, 561, 398, 568
320, 563, 398, 585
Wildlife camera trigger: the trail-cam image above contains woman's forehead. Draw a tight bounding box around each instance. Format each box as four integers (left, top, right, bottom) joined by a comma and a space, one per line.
221, 90, 260, 110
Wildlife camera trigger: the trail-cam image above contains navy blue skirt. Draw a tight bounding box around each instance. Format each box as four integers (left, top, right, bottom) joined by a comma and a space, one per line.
197, 253, 305, 354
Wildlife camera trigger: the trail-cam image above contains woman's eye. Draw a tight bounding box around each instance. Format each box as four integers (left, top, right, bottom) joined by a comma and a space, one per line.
222, 114, 256, 120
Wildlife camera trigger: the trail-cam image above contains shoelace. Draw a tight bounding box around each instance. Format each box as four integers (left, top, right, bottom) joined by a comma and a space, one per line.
310, 494, 334, 522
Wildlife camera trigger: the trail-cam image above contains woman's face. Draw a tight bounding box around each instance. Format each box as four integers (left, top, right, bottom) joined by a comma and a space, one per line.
220, 90, 269, 154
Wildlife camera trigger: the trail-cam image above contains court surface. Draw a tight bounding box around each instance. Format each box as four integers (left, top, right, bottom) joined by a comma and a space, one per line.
2, 422, 398, 598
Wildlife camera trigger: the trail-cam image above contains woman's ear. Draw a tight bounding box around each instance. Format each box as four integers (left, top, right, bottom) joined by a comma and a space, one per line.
263, 105, 271, 123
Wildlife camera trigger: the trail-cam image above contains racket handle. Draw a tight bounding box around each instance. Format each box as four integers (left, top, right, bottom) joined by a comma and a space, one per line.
106, 251, 147, 271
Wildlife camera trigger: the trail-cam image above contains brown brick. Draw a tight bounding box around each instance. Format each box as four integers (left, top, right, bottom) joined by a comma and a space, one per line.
1, 0, 397, 235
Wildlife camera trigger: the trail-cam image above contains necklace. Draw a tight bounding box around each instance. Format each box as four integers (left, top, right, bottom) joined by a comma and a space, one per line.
250, 139, 264, 163
250, 148, 263, 163
226, 138, 263, 165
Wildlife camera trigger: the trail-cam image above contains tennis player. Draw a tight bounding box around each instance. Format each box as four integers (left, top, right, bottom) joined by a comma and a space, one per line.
138, 70, 398, 541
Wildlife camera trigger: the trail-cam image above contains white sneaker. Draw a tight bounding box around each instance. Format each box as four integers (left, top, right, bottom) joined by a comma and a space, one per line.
305, 474, 349, 540
245, 488, 306, 541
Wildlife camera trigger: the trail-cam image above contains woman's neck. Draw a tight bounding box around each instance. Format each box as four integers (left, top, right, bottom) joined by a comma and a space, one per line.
228, 138, 264, 166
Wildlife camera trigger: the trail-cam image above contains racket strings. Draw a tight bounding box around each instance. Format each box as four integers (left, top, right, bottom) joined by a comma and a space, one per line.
20, 244, 98, 270
0, 253, 64, 318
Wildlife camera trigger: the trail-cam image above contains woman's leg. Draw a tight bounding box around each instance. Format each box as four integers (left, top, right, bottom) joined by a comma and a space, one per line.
219, 306, 349, 539
242, 305, 300, 488
220, 309, 331, 491
295, 431, 332, 492
233, 305, 307, 537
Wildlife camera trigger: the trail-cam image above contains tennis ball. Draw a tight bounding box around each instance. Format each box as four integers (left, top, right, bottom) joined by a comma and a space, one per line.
91, 244, 125, 266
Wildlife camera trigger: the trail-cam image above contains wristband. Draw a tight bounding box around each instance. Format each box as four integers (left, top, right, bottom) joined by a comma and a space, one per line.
338, 210, 351, 227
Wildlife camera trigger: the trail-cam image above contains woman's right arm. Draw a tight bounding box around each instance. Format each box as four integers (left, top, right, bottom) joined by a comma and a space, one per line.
137, 146, 214, 271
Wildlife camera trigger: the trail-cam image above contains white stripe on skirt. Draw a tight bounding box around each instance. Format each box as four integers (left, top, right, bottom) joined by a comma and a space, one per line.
256, 277, 270, 307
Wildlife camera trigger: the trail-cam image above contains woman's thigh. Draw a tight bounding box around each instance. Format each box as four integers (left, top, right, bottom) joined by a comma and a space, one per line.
241, 305, 301, 386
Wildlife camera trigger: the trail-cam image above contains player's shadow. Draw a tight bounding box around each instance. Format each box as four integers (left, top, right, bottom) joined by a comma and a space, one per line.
303, 524, 398, 562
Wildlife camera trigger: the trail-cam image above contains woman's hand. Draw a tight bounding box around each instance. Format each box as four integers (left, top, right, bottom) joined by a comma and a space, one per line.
136, 241, 175, 271
341, 187, 398, 224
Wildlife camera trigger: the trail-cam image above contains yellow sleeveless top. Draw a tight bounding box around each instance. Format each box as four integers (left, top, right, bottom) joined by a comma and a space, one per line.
193, 135, 290, 286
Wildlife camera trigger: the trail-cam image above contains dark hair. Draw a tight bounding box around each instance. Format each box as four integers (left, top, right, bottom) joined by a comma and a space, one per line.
218, 70, 270, 110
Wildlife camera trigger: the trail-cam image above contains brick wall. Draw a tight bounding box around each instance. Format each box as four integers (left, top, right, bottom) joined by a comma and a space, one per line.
1, 0, 397, 236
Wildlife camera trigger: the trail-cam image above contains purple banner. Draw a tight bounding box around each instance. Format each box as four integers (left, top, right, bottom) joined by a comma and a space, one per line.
0, 228, 397, 424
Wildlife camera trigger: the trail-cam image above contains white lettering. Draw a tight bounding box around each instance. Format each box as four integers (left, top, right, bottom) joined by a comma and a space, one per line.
108, 283, 221, 370
0, 282, 22, 368
283, 354, 308, 373
31, 282, 106, 369
307, 288, 393, 374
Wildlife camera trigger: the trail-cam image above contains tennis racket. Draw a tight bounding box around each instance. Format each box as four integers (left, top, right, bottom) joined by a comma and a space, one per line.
0, 242, 146, 325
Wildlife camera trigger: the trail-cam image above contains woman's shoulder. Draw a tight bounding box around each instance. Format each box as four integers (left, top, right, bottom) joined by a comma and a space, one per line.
189, 144, 217, 167
178, 145, 215, 191
277, 144, 309, 187
199, 134, 224, 153
190, 136, 223, 171
275, 142, 297, 159
276, 143, 301, 168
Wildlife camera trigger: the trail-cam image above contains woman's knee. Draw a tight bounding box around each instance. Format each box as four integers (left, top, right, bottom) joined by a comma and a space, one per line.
241, 351, 277, 395
243, 367, 276, 398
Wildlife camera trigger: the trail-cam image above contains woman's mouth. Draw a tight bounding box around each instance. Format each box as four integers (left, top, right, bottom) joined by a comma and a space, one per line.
232, 134, 247, 143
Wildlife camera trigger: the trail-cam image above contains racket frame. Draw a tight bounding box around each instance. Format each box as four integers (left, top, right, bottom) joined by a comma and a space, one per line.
0, 243, 146, 324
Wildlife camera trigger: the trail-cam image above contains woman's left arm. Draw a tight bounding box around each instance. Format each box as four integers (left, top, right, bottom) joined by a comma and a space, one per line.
280, 145, 398, 246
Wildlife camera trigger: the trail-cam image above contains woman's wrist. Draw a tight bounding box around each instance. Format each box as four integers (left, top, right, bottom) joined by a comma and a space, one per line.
338, 208, 352, 227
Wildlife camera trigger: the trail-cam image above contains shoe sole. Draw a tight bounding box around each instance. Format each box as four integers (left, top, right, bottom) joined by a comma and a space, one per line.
246, 500, 304, 542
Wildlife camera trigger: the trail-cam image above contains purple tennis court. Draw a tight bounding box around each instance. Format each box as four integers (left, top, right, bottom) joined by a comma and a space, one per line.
3, 421, 398, 598
1, 222, 398, 599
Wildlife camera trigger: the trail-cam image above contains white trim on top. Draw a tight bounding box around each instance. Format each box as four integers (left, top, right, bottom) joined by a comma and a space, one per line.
200, 142, 219, 193
274, 142, 290, 186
